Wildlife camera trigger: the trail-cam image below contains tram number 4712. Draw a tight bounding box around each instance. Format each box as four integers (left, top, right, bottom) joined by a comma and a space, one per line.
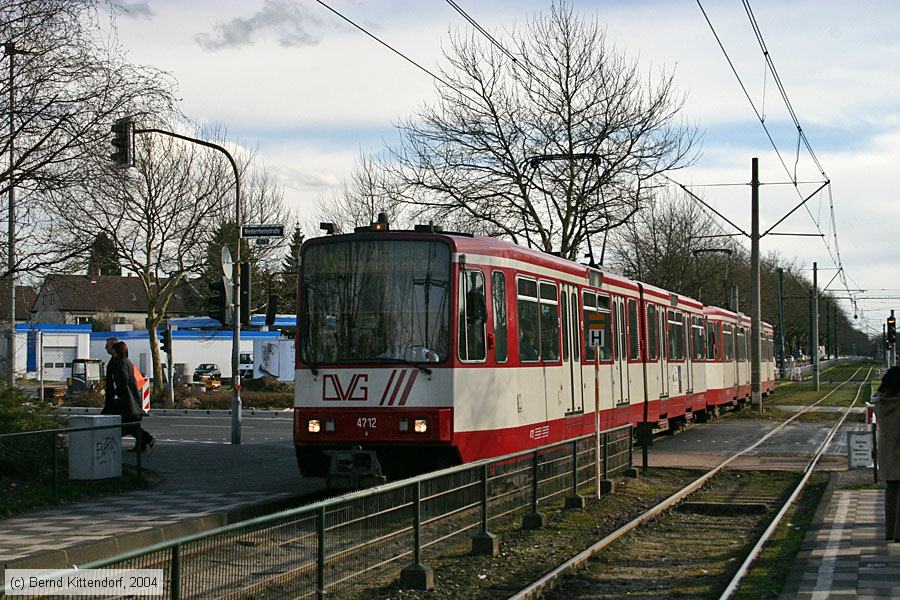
357, 417, 377, 429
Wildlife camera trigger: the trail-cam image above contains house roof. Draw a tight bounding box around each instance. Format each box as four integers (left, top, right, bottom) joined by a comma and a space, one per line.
35, 274, 203, 315
0, 286, 38, 321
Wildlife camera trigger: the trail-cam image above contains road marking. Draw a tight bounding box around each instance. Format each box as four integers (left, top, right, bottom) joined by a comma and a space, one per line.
153, 438, 230, 445
811, 491, 851, 599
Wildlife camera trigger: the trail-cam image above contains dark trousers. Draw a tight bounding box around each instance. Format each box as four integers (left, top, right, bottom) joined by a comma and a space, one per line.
888, 481, 900, 542
124, 422, 154, 447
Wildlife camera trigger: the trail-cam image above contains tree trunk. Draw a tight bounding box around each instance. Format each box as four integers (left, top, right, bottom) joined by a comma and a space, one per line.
145, 316, 170, 408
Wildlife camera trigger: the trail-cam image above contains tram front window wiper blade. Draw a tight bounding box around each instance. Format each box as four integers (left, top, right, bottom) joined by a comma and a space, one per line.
353, 357, 431, 375
375, 358, 433, 376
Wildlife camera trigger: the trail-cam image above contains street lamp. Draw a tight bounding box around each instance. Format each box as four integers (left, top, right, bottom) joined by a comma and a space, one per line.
3, 41, 39, 386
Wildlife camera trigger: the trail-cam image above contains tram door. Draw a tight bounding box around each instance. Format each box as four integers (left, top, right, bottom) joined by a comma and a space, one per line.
658, 309, 669, 399
613, 297, 630, 412
683, 314, 693, 394
559, 285, 583, 413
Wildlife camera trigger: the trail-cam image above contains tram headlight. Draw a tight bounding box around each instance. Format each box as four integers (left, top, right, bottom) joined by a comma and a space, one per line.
325, 418, 335, 433
414, 418, 428, 433
399, 418, 409, 433
307, 419, 321, 433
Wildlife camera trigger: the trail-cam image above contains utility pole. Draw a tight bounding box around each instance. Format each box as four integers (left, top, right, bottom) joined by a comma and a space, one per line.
750, 158, 762, 411
884, 323, 888, 369
777, 267, 785, 378
833, 305, 838, 359
812, 261, 820, 391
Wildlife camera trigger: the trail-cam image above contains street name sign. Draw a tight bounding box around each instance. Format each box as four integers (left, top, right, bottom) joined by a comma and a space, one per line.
242, 224, 284, 238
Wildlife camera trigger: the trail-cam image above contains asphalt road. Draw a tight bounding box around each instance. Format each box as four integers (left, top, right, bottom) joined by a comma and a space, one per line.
136, 415, 294, 446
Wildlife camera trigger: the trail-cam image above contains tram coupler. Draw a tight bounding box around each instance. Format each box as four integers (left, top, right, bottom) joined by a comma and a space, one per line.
326, 446, 387, 490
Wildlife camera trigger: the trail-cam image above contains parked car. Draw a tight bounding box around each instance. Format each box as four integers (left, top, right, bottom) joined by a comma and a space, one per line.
193, 363, 221, 384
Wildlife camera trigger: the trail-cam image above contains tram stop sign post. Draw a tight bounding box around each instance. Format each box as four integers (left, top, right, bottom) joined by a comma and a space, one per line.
586, 313, 605, 349
586, 312, 606, 498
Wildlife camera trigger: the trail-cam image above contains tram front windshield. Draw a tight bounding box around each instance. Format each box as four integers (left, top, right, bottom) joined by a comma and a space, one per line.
301, 239, 451, 364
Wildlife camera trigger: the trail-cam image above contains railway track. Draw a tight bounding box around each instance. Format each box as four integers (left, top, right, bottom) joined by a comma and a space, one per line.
509, 365, 873, 599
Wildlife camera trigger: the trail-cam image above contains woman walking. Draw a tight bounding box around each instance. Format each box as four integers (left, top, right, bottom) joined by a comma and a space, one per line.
876, 366, 900, 542
107, 341, 155, 452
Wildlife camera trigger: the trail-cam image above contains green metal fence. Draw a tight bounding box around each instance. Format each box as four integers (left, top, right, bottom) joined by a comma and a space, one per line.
3, 425, 633, 599
0, 421, 148, 496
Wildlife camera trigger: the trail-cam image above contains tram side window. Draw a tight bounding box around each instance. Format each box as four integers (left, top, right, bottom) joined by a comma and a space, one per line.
706, 320, 717, 360
571, 292, 580, 361
582, 291, 612, 360
627, 299, 639, 360
692, 316, 706, 360
517, 277, 540, 362
458, 270, 487, 361
540, 282, 560, 362
647, 304, 658, 361
492, 271, 508, 363
736, 327, 747, 361
561, 293, 570, 361
724, 324, 734, 360
667, 310, 684, 360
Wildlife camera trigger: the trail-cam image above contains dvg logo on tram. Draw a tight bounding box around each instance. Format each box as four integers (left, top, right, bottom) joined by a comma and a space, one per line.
322, 373, 369, 401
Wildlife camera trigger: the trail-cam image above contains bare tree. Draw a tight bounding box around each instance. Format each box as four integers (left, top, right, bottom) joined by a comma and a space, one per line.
313, 153, 408, 233
381, 2, 696, 260
45, 123, 284, 400
608, 190, 733, 296
1, 0, 176, 279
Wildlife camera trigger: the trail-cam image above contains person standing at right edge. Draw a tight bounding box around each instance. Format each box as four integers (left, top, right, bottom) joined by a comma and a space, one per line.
875, 366, 900, 542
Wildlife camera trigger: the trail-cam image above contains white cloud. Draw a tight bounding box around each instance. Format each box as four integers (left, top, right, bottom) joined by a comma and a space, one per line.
195, 0, 323, 50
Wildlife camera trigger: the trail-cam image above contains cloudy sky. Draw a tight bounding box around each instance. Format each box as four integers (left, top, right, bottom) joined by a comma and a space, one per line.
112, 0, 900, 336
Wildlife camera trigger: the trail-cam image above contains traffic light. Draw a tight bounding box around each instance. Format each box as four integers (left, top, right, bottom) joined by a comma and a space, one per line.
265, 294, 278, 327
888, 315, 896, 349
160, 329, 172, 355
239, 262, 251, 326
110, 117, 134, 167
207, 276, 232, 324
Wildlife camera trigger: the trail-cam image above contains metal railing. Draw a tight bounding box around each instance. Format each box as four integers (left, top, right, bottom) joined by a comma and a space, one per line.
0, 421, 148, 496
4, 425, 633, 599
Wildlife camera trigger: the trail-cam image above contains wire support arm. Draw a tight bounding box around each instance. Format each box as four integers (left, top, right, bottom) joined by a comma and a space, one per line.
761, 180, 829, 238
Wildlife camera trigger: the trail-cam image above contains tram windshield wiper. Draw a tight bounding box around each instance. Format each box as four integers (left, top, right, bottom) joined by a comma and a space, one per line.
354, 358, 431, 375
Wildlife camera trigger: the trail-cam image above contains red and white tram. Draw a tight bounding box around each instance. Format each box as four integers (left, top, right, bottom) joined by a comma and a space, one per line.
293, 224, 776, 478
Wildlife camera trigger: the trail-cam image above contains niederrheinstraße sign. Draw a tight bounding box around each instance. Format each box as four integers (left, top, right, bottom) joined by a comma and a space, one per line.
241, 224, 284, 238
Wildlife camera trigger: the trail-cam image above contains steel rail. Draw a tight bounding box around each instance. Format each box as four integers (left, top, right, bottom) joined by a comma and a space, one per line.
719, 367, 873, 599
508, 365, 865, 600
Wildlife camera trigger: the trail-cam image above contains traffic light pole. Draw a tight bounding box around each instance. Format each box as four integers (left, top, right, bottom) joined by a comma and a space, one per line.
166, 321, 175, 409
131, 127, 242, 444
891, 310, 897, 368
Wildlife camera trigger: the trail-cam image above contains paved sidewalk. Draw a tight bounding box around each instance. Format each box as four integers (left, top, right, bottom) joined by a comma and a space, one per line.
781, 472, 900, 599
0, 437, 323, 576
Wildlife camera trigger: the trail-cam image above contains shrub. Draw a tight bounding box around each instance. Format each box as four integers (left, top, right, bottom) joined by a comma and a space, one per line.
0, 386, 66, 477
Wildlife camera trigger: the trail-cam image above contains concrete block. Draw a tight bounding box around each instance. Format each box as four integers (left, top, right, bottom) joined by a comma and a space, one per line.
69, 415, 122, 480
564, 495, 586, 509
400, 563, 433, 590
522, 512, 546, 530
471, 532, 499, 556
